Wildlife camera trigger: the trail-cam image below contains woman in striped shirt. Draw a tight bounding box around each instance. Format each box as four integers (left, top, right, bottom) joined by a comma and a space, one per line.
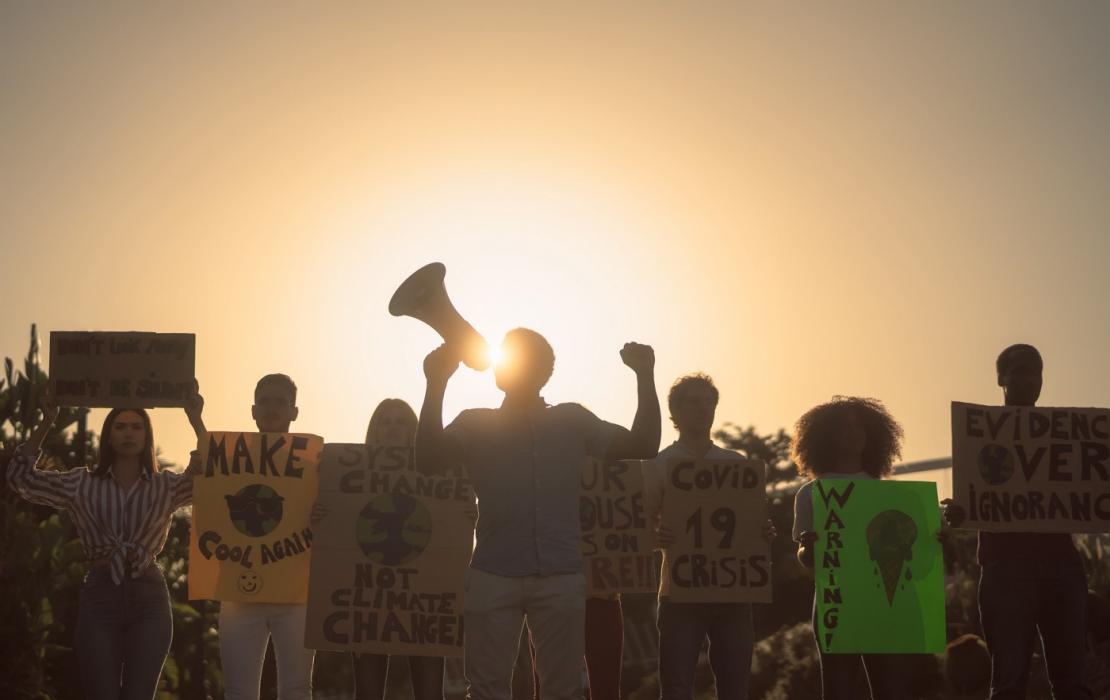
6, 386, 206, 700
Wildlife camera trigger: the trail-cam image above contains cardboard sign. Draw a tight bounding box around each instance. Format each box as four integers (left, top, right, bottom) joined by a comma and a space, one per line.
660, 458, 771, 603
579, 458, 657, 595
49, 331, 195, 408
188, 431, 322, 603
952, 402, 1110, 533
813, 479, 945, 654
305, 444, 475, 656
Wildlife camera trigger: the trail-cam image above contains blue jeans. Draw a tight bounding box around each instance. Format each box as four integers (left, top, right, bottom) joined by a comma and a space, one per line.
352, 653, 445, 700
656, 600, 753, 700
978, 558, 1091, 700
75, 565, 173, 700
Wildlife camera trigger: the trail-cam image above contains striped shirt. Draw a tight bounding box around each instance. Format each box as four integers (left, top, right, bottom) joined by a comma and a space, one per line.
6, 447, 196, 585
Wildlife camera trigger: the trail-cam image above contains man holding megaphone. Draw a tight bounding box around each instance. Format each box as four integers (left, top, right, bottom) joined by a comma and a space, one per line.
414, 328, 661, 700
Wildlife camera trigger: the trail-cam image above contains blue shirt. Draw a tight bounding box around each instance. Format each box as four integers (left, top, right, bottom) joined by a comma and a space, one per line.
446, 399, 622, 576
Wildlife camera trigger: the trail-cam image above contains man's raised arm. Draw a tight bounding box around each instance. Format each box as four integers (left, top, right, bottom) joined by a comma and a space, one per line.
606, 342, 661, 460
415, 344, 463, 475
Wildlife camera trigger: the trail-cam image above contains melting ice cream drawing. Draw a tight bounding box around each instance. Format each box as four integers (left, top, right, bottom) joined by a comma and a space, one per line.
866, 510, 917, 605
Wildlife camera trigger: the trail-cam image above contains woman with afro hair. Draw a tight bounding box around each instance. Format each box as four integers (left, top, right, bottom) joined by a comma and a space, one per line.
790, 396, 910, 700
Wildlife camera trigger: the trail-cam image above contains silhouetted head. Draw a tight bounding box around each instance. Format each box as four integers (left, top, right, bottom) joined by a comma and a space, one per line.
791, 396, 904, 478
253, 373, 298, 432
366, 398, 418, 447
94, 408, 158, 477
996, 344, 1042, 407
494, 328, 555, 395
668, 373, 719, 439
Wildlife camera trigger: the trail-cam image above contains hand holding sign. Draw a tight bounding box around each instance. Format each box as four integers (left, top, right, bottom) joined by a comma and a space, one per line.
40, 383, 60, 426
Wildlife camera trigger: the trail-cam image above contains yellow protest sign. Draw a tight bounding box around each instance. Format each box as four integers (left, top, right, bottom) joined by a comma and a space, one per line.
952, 402, 1110, 533
661, 458, 772, 603
305, 444, 475, 656
188, 431, 323, 602
580, 458, 657, 595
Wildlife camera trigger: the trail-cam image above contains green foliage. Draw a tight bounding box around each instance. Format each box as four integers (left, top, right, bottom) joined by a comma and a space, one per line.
713, 424, 797, 484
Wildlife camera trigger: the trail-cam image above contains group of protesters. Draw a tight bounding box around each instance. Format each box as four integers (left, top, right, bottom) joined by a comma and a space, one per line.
5, 326, 1096, 700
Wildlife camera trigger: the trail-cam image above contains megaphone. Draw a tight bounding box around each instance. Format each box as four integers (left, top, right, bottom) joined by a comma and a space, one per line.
389, 262, 490, 371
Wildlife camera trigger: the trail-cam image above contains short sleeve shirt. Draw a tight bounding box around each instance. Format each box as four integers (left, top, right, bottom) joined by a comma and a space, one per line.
445, 401, 622, 576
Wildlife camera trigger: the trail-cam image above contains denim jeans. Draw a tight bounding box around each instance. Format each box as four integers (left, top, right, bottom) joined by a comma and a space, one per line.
75, 564, 173, 700
656, 599, 753, 700
352, 653, 445, 700
978, 558, 1091, 700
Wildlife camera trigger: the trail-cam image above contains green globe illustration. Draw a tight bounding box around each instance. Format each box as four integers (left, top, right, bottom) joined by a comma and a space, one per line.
225, 484, 285, 537
356, 494, 432, 566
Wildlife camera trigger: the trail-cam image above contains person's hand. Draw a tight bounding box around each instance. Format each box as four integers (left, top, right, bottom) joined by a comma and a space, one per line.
797, 531, 817, 568
38, 384, 60, 427
619, 342, 655, 375
762, 519, 778, 542
940, 498, 966, 528
424, 344, 462, 385
653, 513, 676, 549
183, 450, 202, 476
310, 501, 329, 527
184, 382, 204, 425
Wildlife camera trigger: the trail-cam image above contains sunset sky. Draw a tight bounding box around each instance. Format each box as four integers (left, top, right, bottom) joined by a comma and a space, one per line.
3, 3, 1108, 471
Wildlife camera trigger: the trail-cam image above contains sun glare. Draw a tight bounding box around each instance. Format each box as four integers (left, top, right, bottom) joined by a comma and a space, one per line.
486, 342, 504, 368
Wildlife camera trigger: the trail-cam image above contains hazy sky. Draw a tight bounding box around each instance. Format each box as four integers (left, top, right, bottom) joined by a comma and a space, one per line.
3, 2, 1108, 468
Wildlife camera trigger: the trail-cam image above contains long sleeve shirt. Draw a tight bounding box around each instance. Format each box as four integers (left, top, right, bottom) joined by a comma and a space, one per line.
6, 447, 196, 584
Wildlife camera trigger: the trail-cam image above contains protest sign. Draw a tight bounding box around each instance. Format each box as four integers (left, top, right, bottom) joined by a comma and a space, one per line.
188, 431, 322, 603
579, 458, 656, 595
813, 479, 945, 654
952, 402, 1110, 533
661, 458, 771, 603
305, 444, 475, 656
49, 331, 195, 408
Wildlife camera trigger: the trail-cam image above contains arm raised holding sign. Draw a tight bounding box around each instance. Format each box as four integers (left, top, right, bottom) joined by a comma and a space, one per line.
6, 379, 210, 700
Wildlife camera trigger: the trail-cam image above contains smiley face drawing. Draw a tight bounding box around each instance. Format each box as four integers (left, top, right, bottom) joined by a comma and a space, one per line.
238, 571, 263, 596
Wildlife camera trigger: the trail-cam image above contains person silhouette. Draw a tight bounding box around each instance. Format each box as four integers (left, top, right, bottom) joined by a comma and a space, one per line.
792, 396, 912, 700
943, 345, 1093, 700
415, 328, 661, 700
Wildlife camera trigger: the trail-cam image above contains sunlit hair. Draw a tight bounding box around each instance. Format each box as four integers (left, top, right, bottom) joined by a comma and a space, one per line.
503, 328, 555, 388
791, 396, 903, 479
365, 398, 419, 446
255, 373, 297, 404
92, 408, 159, 478
667, 373, 719, 429
996, 343, 1042, 378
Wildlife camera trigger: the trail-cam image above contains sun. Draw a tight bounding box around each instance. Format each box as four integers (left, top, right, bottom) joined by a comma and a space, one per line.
485, 342, 504, 368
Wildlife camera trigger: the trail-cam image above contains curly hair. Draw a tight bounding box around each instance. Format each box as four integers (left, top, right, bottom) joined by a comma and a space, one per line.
667, 373, 719, 428
790, 396, 904, 479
